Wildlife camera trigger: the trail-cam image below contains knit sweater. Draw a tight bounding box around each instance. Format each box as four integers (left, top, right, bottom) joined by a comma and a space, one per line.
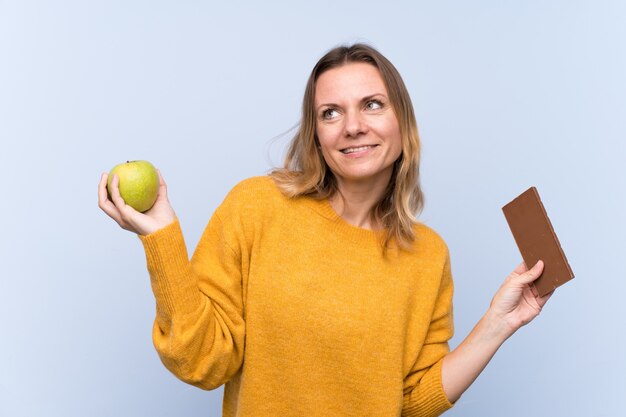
139, 176, 455, 417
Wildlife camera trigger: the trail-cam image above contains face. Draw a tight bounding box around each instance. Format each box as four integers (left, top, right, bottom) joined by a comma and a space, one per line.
314, 62, 402, 190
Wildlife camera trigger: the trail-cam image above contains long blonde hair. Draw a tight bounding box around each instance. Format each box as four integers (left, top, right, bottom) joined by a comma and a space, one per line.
270, 43, 424, 250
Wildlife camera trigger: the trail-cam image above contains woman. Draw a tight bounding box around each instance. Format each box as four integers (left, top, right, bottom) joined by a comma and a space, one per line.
98, 43, 551, 417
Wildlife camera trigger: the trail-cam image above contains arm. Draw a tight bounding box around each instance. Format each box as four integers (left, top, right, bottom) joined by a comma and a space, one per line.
98, 171, 245, 389
140, 216, 245, 390
441, 261, 552, 403
402, 251, 455, 417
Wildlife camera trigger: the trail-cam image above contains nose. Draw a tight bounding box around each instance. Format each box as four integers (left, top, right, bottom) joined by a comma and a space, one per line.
343, 109, 367, 138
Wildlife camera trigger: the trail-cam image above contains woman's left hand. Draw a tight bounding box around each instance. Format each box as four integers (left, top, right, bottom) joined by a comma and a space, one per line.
441, 261, 554, 403
488, 260, 553, 337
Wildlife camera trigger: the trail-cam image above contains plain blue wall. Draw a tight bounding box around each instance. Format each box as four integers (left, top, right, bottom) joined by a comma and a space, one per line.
1, 1, 624, 416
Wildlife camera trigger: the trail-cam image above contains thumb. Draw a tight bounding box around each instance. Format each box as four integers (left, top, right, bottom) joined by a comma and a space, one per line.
516, 260, 544, 285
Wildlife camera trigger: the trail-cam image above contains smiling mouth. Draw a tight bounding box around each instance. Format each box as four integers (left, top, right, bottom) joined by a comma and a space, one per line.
340, 145, 378, 154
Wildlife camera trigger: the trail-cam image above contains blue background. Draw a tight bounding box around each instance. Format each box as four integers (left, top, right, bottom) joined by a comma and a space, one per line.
1, 1, 624, 416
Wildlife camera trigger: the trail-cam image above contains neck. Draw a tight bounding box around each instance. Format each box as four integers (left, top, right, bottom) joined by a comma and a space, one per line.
329, 175, 390, 230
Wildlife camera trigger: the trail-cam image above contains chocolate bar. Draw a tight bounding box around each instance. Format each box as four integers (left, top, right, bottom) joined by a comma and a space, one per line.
502, 187, 574, 296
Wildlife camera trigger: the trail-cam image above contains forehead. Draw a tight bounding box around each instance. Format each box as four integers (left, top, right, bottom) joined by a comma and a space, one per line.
314, 62, 387, 105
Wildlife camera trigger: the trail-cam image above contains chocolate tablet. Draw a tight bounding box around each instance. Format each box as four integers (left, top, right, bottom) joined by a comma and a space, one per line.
502, 187, 574, 296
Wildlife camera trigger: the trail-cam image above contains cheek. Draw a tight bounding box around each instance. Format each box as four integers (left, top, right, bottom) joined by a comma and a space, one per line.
392, 130, 403, 158
314, 130, 334, 163
380, 119, 403, 157
315, 125, 338, 150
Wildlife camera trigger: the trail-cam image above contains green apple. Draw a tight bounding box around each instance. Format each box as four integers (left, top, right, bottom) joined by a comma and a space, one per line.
107, 160, 159, 212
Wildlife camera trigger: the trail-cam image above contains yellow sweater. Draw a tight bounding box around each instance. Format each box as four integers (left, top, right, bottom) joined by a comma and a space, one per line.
139, 176, 454, 417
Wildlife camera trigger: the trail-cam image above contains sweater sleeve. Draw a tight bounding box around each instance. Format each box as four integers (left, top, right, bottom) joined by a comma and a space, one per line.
402, 250, 455, 417
138, 210, 246, 391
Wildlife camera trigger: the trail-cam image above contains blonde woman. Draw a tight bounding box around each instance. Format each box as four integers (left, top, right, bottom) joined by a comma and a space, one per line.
99, 43, 551, 417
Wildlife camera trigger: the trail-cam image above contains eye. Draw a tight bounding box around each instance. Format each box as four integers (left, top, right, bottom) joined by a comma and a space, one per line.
365, 99, 383, 111
321, 108, 339, 120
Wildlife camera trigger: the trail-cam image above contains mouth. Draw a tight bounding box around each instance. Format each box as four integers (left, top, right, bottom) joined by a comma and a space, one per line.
340, 145, 378, 154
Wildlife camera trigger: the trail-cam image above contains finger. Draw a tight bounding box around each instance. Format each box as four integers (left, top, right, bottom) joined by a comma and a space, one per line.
98, 177, 126, 228
109, 174, 138, 217
515, 260, 544, 285
98, 173, 126, 222
100, 199, 125, 225
110, 173, 145, 228
108, 174, 128, 210
98, 173, 110, 205
537, 289, 554, 308
98, 173, 116, 212
512, 262, 528, 275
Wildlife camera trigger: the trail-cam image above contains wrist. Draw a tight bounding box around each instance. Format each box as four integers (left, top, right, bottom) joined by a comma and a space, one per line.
137, 217, 178, 237
478, 309, 516, 344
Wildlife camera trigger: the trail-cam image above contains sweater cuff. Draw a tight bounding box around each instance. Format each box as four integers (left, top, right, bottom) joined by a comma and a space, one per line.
403, 359, 453, 417
138, 220, 200, 319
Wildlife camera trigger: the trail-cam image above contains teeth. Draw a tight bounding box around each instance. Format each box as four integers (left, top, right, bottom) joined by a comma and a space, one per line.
342, 145, 373, 154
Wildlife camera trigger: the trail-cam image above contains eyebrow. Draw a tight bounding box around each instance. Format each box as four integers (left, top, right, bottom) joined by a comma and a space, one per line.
316, 93, 387, 111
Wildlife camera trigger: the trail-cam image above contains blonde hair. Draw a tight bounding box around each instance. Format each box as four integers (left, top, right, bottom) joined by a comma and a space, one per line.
270, 43, 424, 250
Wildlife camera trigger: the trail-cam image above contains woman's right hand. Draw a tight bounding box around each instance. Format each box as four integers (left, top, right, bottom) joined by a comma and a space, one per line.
98, 169, 177, 236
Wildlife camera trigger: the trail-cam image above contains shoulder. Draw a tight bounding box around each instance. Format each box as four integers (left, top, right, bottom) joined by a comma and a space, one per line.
407, 223, 453, 290
217, 176, 288, 219
411, 222, 450, 260
229, 175, 278, 194
224, 175, 287, 205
